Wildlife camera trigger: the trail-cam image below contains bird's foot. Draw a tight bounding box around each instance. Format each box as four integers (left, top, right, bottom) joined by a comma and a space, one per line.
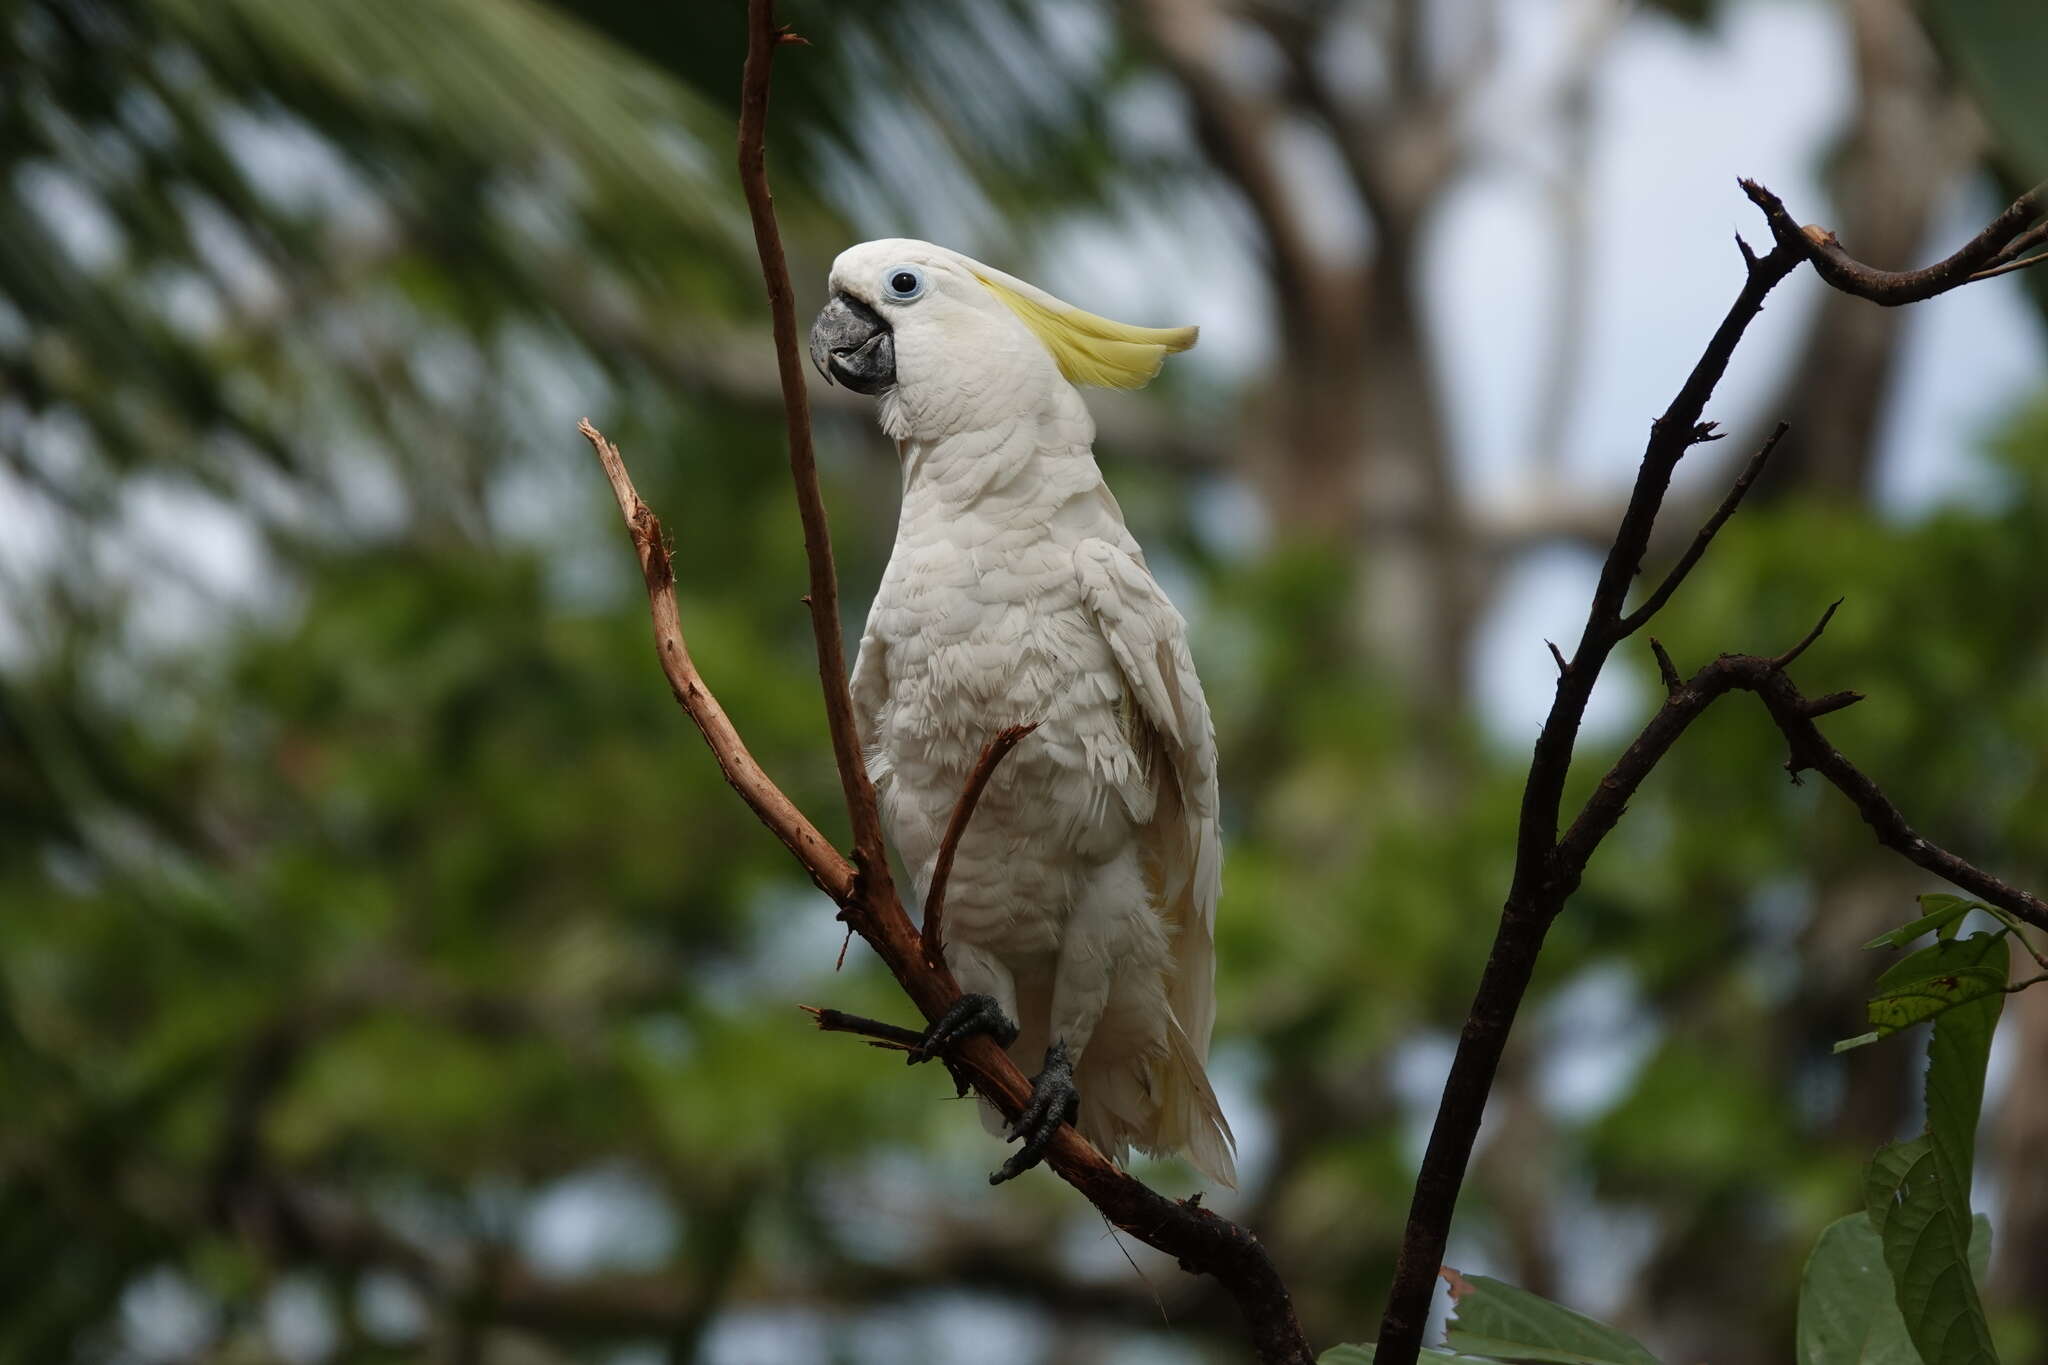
990, 1042, 1080, 1185
906, 992, 1019, 1083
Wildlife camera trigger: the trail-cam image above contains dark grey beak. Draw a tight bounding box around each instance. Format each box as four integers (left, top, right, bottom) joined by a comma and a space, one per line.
807, 293, 895, 395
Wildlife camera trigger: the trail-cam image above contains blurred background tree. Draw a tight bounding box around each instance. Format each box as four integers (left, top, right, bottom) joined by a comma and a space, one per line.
1, 1, 2044, 1362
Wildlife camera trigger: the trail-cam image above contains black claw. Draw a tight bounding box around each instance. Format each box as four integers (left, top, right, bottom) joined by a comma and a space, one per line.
990, 1042, 1079, 1185
908, 992, 1018, 1066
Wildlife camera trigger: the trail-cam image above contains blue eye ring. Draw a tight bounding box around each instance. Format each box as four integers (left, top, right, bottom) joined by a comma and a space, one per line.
880, 264, 926, 301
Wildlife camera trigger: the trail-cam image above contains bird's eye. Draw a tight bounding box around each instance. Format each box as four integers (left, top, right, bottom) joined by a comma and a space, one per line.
881, 265, 926, 301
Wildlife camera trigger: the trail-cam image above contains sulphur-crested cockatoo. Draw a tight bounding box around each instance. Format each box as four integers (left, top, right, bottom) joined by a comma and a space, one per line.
808, 240, 1234, 1187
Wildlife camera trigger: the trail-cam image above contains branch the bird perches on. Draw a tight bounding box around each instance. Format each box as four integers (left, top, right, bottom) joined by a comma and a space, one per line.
576, 4, 2048, 1360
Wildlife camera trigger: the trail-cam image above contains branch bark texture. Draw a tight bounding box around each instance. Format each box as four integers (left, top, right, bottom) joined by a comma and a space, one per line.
1372, 176, 2048, 1365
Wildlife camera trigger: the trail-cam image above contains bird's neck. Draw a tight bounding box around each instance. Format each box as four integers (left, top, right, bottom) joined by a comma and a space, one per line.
890, 386, 1102, 521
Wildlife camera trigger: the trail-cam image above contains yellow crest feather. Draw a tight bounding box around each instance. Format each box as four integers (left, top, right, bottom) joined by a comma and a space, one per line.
973, 271, 1197, 390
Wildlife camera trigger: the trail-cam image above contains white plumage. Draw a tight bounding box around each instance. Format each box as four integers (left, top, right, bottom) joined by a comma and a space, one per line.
819, 239, 1235, 1187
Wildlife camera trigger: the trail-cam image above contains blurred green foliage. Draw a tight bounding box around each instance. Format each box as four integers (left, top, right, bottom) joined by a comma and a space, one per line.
2, 2, 2047, 1364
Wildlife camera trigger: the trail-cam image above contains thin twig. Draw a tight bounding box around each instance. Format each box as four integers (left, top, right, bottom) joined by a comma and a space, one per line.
578, 420, 852, 902
1967, 251, 2048, 284
1649, 638, 1682, 696
923, 724, 1039, 970
1771, 597, 1841, 671
801, 1005, 924, 1051
1553, 649, 2048, 933
1618, 423, 1787, 637
1741, 176, 2048, 305
1982, 217, 2048, 271
1800, 689, 1863, 720
738, 0, 894, 888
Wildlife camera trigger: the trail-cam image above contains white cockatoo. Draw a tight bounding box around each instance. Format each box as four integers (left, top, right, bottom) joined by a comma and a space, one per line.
809, 240, 1235, 1187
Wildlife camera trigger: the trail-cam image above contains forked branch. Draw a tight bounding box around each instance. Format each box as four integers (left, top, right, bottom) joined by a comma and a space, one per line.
576, 4, 1313, 1361
1742, 176, 2048, 304
1373, 177, 2048, 1365
924, 723, 1039, 971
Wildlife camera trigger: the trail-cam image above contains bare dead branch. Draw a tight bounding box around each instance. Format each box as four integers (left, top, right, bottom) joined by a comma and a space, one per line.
1742, 176, 2048, 305
1372, 218, 1809, 1365
801, 1004, 923, 1051
1374, 179, 2048, 1365
1967, 250, 2048, 285
1771, 597, 1841, 671
738, 2, 894, 889
1649, 638, 1682, 696
923, 723, 1039, 970
1618, 422, 1788, 638
578, 420, 853, 902
579, 8, 1313, 1360
1553, 644, 2048, 934
1983, 216, 2048, 272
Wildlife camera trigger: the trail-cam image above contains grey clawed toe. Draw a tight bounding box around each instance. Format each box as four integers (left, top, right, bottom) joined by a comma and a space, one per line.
990, 1041, 1080, 1185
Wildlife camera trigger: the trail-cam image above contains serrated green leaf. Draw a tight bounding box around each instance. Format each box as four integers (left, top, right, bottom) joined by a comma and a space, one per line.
1801, 1212, 1923, 1365
1852, 934, 2010, 1044
1864, 896, 1980, 950
1863, 1142, 1999, 1365
1441, 1271, 1661, 1365
1854, 934, 2004, 1365
1798, 1212, 1992, 1365
1924, 941, 2006, 1200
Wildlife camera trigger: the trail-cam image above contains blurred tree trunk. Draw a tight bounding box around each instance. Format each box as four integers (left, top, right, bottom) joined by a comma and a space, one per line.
1755, 0, 1981, 498
1124, 0, 1479, 711
1993, 953, 2048, 1365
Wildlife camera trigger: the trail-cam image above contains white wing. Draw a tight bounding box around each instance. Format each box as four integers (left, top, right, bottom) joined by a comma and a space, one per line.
849, 622, 890, 785
1073, 538, 1222, 1059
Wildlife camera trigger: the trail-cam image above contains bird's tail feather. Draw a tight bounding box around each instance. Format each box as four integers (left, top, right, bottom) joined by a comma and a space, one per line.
1147, 1016, 1237, 1188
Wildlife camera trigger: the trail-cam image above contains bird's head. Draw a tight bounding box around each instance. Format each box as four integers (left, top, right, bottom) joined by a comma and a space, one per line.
809, 238, 1196, 440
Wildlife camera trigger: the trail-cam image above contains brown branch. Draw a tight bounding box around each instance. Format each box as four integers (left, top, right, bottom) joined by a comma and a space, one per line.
1375, 180, 2048, 1365
1371, 222, 1807, 1365
1617, 422, 1787, 637
1741, 176, 2048, 305
923, 723, 1038, 970
578, 419, 852, 902
801, 1004, 924, 1051
579, 8, 1311, 1360
1554, 644, 2048, 935
582, 428, 1311, 1361
1983, 217, 2048, 272
738, 2, 893, 889
1967, 250, 2048, 285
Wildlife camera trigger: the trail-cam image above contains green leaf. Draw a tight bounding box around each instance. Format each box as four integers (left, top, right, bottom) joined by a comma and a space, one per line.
1856, 933, 2005, 1365
1318, 1347, 1473, 1365
1923, 940, 2006, 1200
1441, 1270, 1662, 1365
1839, 934, 2010, 1048
1798, 1212, 1992, 1365
1863, 896, 1980, 950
